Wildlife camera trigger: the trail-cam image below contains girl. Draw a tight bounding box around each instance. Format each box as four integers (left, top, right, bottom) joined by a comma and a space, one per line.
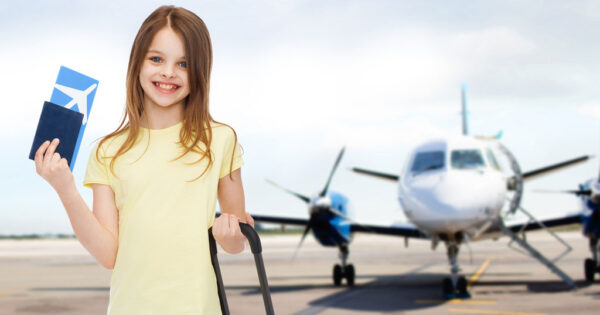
34, 5, 251, 314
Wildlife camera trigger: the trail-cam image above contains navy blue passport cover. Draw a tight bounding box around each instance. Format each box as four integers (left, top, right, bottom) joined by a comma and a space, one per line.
29, 101, 84, 168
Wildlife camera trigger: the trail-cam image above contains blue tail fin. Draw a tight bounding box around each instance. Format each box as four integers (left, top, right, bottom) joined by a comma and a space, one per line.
461, 84, 469, 136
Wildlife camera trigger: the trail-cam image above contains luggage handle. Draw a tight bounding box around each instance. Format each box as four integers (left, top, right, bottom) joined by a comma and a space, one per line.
209, 222, 275, 315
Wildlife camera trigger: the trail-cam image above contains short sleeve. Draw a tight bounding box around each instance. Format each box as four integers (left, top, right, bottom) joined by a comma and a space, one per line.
83, 143, 110, 188
219, 129, 244, 179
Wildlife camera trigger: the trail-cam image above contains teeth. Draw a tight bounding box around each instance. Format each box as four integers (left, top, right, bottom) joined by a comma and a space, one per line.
154, 82, 178, 90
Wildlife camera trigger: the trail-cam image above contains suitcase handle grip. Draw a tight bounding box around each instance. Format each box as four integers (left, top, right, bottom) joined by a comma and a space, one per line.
208, 222, 262, 254
239, 222, 262, 254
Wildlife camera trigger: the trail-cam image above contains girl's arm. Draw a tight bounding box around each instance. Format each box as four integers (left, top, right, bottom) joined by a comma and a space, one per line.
214, 168, 253, 254
35, 139, 119, 269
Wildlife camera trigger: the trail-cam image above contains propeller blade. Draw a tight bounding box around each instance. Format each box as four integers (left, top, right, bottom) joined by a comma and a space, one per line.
327, 207, 374, 232
531, 189, 592, 196
327, 207, 354, 222
320, 147, 346, 197
264, 178, 311, 203
292, 223, 312, 260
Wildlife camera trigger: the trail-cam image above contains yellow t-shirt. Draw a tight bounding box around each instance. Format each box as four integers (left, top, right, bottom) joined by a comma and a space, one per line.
83, 121, 242, 315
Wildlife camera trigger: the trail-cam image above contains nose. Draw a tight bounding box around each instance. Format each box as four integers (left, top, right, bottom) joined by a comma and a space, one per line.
160, 64, 175, 78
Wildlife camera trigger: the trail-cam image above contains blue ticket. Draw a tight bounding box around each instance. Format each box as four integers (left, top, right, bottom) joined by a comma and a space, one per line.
50, 66, 99, 170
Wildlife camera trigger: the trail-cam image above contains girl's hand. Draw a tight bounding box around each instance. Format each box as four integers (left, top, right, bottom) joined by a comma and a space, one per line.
244, 212, 255, 228
34, 138, 75, 194
212, 212, 254, 254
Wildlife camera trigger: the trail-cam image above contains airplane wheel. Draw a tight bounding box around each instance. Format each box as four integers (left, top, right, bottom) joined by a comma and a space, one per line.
442, 277, 454, 295
333, 264, 342, 286
456, 276, 468, 295
585, 259, 595, 282
346, 264, 355, 286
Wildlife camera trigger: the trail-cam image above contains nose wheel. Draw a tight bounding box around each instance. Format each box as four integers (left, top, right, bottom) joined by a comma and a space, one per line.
442, 275, 469, 297
443, 243, 471, 299
333, 245, 355, 286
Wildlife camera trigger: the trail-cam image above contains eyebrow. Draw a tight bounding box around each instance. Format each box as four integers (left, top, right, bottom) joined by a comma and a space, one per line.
147, 49, 186, 59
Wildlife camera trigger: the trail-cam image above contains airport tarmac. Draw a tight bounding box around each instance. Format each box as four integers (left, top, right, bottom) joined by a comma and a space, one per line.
0, 231, 599, 314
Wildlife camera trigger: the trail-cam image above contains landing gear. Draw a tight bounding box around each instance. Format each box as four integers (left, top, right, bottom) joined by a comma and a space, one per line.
442, 243, 471, 299
456, 276, 468, 295
442, 276, 468, 295
332, 245, 355, 286
333, 264, 342, 286
584, 259, 595, 282
584, 237, 600, 282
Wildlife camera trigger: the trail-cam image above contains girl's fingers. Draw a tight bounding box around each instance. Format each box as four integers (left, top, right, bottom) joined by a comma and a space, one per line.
34, 141, 50, 171
245, 212, 254, 228
229, 215, 240, 236
214, 214, 229, 234
51, 152, 61, 165
44, 138, 60, 164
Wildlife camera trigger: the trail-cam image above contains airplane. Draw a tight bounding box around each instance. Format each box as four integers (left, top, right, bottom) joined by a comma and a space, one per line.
54, 83, 98, 124
535, 165, 600, 281
251, 85, 591, 298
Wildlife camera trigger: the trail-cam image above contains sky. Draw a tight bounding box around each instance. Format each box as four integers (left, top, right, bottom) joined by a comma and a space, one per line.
0, 0, 599, 235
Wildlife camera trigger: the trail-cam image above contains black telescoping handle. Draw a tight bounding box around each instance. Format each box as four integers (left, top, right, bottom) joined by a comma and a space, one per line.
208, 226, 230, 315
209, 222, 275, 315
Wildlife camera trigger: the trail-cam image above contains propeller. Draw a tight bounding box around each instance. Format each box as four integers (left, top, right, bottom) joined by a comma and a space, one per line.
531, 189, 592, 196
532, 162, 600, 203
266, 147, 350, 259
263, 178, 311, 203
292, 217, 314, 260
320, 147, 346, 197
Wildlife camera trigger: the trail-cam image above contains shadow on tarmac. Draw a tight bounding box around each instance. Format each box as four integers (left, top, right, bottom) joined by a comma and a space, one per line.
230, 273, 598, 313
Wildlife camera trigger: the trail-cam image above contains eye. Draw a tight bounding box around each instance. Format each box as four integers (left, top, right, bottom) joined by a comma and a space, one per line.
150, 56, 162, 63
178, 61, 187, 68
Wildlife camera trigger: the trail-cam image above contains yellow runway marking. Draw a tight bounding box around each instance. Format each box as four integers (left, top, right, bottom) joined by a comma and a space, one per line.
415, 299, 496, 305
449, 308, 546, 315
467, 258, 491, 289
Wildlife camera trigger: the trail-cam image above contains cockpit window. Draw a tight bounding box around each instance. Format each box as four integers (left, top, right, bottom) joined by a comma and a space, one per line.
451, 150, 485, 169
486, 149, 501, 171
411, 151, 445, 173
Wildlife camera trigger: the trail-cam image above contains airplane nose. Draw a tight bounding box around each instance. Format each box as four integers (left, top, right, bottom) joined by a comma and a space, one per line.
437, 172, 503, 206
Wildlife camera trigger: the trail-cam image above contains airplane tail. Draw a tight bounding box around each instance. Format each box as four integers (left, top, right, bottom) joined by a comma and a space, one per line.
461, 84, 469, 136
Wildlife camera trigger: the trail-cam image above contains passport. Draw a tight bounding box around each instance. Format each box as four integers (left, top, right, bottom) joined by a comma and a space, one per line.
29, 101, 84, 168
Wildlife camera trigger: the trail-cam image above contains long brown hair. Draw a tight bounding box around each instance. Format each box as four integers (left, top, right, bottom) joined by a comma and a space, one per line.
97, 5, 238, 180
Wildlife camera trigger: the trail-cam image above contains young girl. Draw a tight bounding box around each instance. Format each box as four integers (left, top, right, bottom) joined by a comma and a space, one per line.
34, 5, 252, 314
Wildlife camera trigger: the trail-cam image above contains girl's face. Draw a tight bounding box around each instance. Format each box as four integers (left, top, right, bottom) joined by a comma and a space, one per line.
139, 27, 190, 111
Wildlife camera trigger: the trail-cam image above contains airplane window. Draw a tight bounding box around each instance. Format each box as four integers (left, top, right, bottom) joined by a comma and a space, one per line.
411, 151, 445, 173
451, 150, 485, 169
486, 149, 501, 171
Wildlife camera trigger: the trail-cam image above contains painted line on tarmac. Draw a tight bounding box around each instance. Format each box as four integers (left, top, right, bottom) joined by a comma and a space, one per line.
415, 299, 496, 305
467, 258, 491, 289
293, 261, 437, 315
448, 308, 546, 315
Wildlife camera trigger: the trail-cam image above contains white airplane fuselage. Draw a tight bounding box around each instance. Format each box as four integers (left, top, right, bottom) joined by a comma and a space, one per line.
398, 136, 507, 240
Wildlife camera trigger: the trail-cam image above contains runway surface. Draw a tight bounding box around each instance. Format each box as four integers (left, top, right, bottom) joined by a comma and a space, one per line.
1, 231, 599, 314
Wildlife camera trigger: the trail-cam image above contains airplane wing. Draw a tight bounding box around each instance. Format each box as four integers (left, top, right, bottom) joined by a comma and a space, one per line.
519, 155, 592, 182
350, 222, 428, 238
251, 214, 310, 226
504, 213, 582, 233
250, 213, 427, 238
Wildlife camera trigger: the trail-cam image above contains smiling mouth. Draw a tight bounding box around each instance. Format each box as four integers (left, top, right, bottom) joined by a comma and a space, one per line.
153, 81, 180, 90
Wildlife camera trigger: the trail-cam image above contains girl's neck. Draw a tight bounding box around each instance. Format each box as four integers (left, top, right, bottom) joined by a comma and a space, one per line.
140, 99, 185, 130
